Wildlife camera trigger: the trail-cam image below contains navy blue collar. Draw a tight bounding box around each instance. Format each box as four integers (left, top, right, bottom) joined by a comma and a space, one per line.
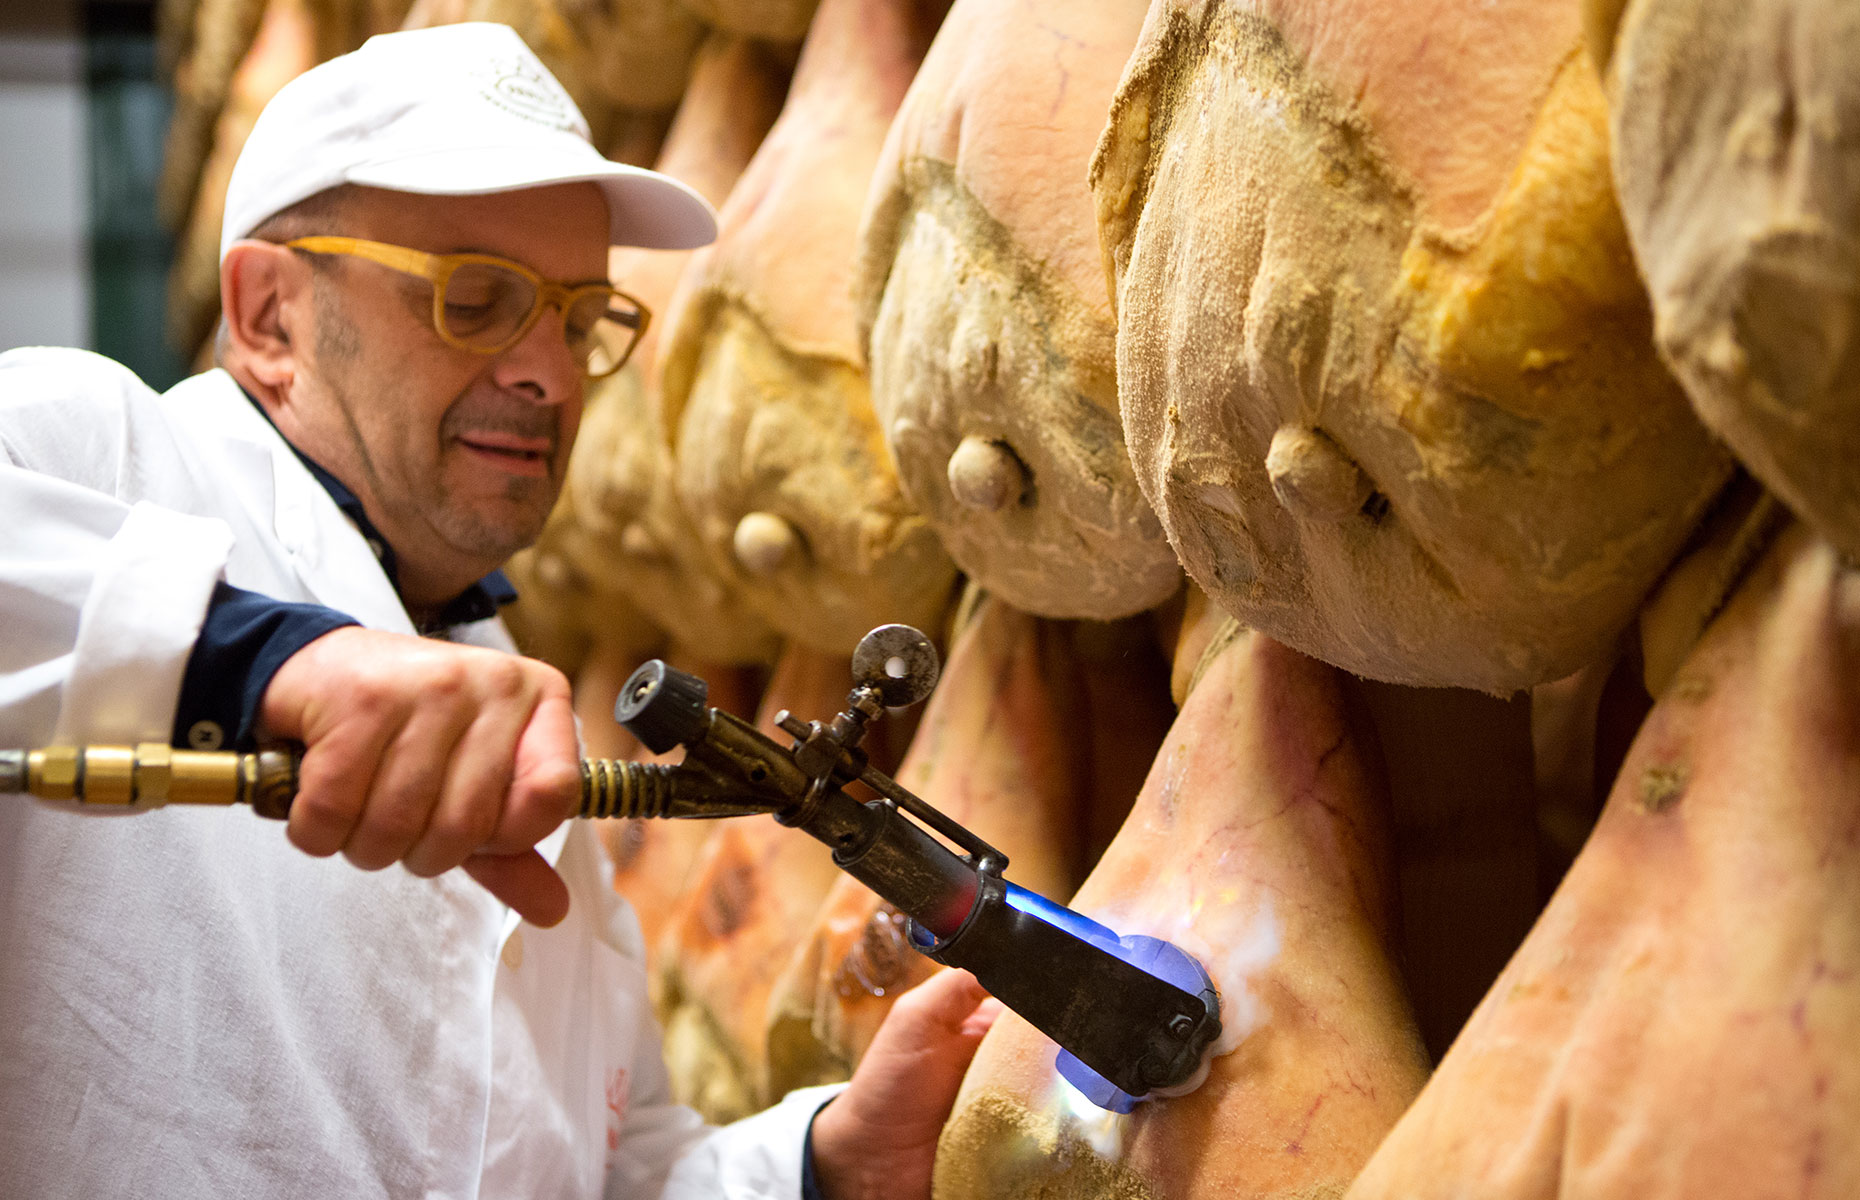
242, 389, 517, 632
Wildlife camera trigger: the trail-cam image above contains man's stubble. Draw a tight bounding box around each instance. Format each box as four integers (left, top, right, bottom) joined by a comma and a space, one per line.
311, 277, 561, 565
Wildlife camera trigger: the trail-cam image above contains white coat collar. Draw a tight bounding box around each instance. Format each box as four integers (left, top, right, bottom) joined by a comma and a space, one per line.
163, 370, 416, 634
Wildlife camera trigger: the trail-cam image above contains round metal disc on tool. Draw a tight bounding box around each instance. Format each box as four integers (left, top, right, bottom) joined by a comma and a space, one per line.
850, 624, 939, 707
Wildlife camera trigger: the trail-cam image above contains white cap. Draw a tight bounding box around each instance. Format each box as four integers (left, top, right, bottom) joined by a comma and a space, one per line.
219, 22, 716, 261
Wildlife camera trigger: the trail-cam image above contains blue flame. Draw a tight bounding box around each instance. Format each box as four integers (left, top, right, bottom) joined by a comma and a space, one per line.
1003, 883, 1118, 947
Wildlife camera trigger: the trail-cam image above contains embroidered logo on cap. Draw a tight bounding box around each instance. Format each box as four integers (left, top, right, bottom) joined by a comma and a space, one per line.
472, 55, 578, 131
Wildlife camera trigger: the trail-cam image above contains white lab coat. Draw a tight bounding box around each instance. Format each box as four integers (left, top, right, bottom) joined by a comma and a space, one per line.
0, 348, 835, 1199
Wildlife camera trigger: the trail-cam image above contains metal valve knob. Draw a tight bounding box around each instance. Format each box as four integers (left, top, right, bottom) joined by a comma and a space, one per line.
849, 624, 939, 708
615, 661, 710, 754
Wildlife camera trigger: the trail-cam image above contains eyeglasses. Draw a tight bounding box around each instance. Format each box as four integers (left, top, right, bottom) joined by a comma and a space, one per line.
285, 236, 650, 378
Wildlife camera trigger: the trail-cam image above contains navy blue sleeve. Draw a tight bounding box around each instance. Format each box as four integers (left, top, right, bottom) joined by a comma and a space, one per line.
172, 582, 359, 751
801, 1099, 832, 1200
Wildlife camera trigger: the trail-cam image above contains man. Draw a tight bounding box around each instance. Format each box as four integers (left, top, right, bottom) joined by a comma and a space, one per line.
0, 23, 994, 1199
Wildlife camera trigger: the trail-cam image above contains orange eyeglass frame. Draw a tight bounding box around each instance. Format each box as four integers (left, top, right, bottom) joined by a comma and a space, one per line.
285, 235, 651, 377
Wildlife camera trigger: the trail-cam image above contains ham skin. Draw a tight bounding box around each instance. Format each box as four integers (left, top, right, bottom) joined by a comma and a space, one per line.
934, 614, 1428, 1199
1090, 0, 1733, 691
1347, 521, 1860, 1198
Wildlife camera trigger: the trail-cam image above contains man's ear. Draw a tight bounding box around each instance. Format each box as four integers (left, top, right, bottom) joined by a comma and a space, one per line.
220, 240, 308, 396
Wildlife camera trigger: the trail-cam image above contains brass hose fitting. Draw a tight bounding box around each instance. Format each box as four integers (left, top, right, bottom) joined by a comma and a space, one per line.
1, 745, 707, 823
0, 744, 297, 817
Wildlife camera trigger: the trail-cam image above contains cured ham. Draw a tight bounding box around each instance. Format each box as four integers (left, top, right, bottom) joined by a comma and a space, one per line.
505, 32, 791, 677
1090, 0, 1733, 691
1347, 521, 1860, 1198
657, 0, 957, 656
855, 0, 1180, 620
934, 608, 1428, 1198
159, 0, 268, 235
166, 0, 320, 357
1603, 0, 1860, 563
674, 0, 820, 43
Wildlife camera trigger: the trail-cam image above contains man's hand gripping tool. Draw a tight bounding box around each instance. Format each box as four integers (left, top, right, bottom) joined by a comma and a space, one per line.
0, 624, 1222, 1112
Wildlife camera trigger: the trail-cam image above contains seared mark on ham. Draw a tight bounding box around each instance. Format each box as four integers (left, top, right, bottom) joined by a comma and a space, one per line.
1283, 1094, 1325, 1156
1638, 763, 1689, 813
1803, 1122, 1826, 1200
1811, 960, 1856, 987
698, 853, 757, 942
1349, 528, 1860, 1197
836, 904, 914, 998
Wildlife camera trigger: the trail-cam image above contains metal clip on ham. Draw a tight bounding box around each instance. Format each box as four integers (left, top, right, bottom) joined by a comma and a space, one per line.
0, 623, 1221, 1113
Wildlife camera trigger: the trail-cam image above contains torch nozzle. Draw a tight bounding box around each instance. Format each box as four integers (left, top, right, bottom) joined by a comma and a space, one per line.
905, 877, 1223, 1113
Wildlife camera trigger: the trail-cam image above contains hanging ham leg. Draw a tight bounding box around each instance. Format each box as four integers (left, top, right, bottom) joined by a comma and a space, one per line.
160, 0, 268, 236
855, 0, 1181, 622
658, 0, 957, 656
1091, 0, 1733, 692
504, 32, 790, 675
1604, 0, 1860, 563
1346, 521, 1860, 1198
933, 609, 1428, 1199
675, 0, 820, 44
167, 0, 319, 358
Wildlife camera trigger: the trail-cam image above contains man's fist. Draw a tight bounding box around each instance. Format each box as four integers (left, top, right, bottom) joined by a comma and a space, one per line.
258, 627, 581, 925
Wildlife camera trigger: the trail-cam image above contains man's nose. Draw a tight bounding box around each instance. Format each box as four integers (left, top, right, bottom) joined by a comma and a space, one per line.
492, 304, 583, 403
